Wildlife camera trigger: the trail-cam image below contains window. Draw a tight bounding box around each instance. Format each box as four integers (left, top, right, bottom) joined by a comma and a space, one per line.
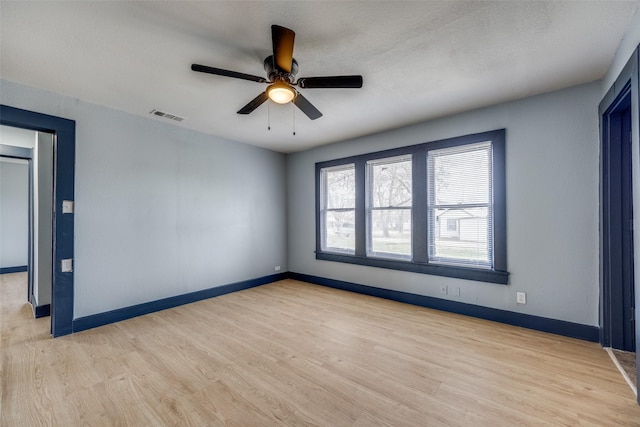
428, 142, 492, 268
316, 129, 507, 284
320, 164, 355, 253
367, 155, 412, 259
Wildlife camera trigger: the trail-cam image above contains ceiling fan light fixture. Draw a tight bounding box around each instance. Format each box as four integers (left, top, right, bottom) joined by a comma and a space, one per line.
266, 82, 296, 104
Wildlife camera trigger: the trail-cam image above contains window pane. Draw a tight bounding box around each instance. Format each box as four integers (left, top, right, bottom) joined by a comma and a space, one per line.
367, 155, 412, 259
321, 164, 356, 253
428, 141, 493, 268
369, 209, 412, 258
429, 142, 491, 206
325, 165, 355, 209
369, 156, 412, 208
429, 207, 491, 267
324, 210, 355, 252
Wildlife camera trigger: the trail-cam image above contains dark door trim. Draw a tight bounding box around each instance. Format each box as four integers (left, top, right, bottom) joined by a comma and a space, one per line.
599, 44, 640, 405
601, 86, 634, 350
0, 105, 75, 337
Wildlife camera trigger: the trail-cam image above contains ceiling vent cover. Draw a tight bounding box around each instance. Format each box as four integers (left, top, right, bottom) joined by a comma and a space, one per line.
149, 109, 185, 122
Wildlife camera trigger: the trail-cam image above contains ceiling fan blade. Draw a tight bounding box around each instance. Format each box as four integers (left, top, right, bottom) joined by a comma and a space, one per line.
293, 92, 322, 120
237, 92, 269, 115
272, 25, 295, 73
192, 64, 267, 83
297, 75, 363, 89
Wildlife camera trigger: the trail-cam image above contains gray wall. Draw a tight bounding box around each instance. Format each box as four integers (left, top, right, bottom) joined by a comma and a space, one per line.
1, 79, 288, 318
0, 158, 29, 269
287, 81, 601, 327
0, 78, 605, 326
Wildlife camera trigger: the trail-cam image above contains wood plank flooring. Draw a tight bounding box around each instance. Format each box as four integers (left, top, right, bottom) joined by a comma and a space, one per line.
2, 272, 640, 426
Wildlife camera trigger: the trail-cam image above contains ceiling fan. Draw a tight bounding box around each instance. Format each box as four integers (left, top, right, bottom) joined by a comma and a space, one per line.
191, 25, 363, 120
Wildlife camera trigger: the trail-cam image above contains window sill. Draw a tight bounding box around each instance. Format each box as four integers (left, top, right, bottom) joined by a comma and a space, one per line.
316, 252, 509, 285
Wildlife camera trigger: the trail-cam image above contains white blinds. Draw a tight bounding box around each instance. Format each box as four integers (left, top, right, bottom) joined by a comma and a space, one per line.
427, 141, 493, 268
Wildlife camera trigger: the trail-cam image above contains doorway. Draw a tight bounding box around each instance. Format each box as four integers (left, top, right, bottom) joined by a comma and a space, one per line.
0, 126, 54, 322
602, 87, 635, 352
601, 83, 637, 398
0, 105, 76, 337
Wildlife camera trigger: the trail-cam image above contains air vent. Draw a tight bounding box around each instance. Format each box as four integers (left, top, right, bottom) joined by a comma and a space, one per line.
149, 109, 185, 122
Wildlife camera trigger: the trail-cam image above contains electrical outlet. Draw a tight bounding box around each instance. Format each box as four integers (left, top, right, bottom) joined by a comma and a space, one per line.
440, 285, 448, 295
453, 287, 461, 297
274, 265, 281, 272
516, 292, 526, 304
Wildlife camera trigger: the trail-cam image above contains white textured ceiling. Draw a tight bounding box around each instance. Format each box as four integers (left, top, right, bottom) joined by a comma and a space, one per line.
1, 1, 638, 153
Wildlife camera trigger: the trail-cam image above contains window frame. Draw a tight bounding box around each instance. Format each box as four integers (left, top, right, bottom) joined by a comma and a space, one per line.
315, 129, 508, 285
366, 154, 413, 261
319, 163, 356, 254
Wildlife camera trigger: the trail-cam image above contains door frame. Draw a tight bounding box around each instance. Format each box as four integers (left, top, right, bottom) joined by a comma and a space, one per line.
599, 45, 640, 404
0, 105, 75, 337
601, 85, 634, 350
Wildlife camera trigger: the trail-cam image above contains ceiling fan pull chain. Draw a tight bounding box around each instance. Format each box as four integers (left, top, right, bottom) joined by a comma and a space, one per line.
268, 101, 271, 130
292, 102, 296, 136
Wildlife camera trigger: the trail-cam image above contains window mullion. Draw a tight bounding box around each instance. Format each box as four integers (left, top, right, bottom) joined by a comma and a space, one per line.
355, 159, 367, 257
412, 148, 428, 263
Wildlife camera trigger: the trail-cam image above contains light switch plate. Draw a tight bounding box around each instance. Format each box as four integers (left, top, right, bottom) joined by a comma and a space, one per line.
61, 258, 73, 272
62, 200, 74, 214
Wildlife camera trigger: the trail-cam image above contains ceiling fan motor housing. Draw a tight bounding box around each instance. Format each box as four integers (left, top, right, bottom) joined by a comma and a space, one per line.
264, 55, 298, 83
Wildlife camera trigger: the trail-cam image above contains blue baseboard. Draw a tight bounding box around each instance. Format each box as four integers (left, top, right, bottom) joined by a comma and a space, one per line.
67, 270, 600, 343
72, 272, 288, 333
288, 272, 600, 343
0, 265, 28, 274
29, 293, 51, 318
35, 304, 51, 318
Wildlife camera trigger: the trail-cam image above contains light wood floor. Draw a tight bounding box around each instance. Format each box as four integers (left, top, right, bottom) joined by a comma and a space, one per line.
2, 272, 640, 426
